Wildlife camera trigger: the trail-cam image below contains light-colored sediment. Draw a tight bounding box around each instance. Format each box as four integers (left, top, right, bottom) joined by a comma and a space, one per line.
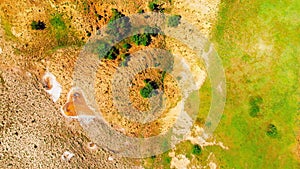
169, 152, 191, 169
187, 125, 229, 150
42, 72, 62, 102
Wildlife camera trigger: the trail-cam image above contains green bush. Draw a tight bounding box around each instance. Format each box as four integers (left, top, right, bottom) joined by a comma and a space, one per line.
106, 8, 130, 40
120, 53, 130, 66
140, 80, 158, 98
144, 26, 162, 36
266, 124, 278, 138
96, 41, 119, 60
138, 9, 144, 14
167, 15, 181, 27
164, 156, 171, 165
192, 144, 202, 155
249, 96, 263, 117
122, 43, 131, 50
148, 2, 159, 11
131, 34, 151, 46
31, 20, 46, 30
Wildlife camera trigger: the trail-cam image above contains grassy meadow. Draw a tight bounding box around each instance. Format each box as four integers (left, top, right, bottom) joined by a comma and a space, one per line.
208, 0, 300, 168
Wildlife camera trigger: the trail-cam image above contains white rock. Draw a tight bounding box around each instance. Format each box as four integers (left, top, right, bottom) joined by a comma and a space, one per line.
87, 142, 98, 150
209, 162, 217, 169
61, 151, 75, 161
42, 72, 62, 102
108, 156, 114, 161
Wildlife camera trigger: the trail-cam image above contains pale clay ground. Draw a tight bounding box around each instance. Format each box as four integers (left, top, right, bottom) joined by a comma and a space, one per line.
0, 0, 223, 168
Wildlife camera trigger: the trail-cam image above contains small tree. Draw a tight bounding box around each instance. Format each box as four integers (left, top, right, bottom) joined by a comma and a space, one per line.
106, 8, 131, 40
122, 43, 131, 50
192, 144, 202, 155
96, 41, 119, 60
140, 80, 158, 98
31, 20, 46, 30
168, 15, 181, 27
120, 53, 130, 66
266, 124, 278, 138
144, 26, 162, 37
249, 96, 263, 117
131, 34, 151, 46
148, 2, 159, 11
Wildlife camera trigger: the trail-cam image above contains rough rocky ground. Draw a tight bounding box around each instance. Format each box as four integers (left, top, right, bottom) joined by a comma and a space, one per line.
0, 68, 140, 168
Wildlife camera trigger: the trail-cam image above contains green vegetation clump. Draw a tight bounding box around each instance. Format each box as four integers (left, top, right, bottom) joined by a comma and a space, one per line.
160, 71, 166, 83
148, 1, 165, 12
31, 20, 46, 30
140, 80, 159, 98
50, 13, 68, 45
96, 41, 119, 60
50, 14, 66, 31
122, 43, 131, 50
130, 26, 162, 46
83, 0, 90, 13
266, 124, 278, 138
144, 26, 162, 36
131, 34, 151, 46
192, 144, 202, 155
167, 15, 181, 27
120, 53, 130, 66
163, 156, 171, 165
249, 96, 263, 117
148, 1, 159, 11
106, 8, 130, 40
138, 9, 145, 14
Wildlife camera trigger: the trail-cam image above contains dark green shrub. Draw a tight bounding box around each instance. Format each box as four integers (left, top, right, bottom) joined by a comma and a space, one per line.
131, 34, 151, 46
161, 71, 166, 83
122, 43, 131, 50
164, 156, 171, 164
148, 2, 159, 11
192, 144, 202, 155
106, 8, 131, 40
96, 41, 119, 60
266, 124, 278, 138
138, 9, 144, 14
110, 8, 124, 22
31, 20, 46, 30
144, 26, 162, 37
150, 155, 156, 159
167, 15, 181, 27
86, 31, 91, 37
140, 80, 158, 98
120, 53, 130, 66
249, 96, 263, 117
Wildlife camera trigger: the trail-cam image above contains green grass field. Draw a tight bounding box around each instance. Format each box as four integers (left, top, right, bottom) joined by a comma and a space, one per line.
208, 0, 300, 168
143, 0, 299, 168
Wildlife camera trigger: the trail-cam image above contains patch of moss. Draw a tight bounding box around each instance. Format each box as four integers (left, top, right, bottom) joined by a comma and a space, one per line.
0, 17, 17, 41
167, 15, 181, 27
50, 13, 68, 45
